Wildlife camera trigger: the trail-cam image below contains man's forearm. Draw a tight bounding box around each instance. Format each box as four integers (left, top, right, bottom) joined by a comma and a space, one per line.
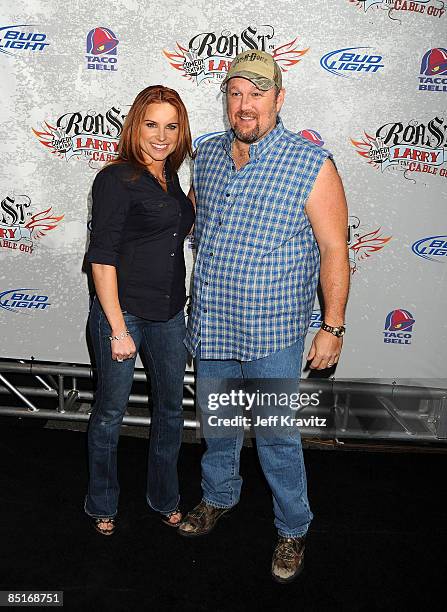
318, 245, 350, 326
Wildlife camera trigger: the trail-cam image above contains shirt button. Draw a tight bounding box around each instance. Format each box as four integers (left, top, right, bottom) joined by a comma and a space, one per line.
170, 252, 175, 257
218, 221, 222, 226
225, 193, 230, 197
165, 294, 170, 299
173, 232, 177, 237
209, 252, 214, 257
203, 308, 208, 313
204, 281, 209, 286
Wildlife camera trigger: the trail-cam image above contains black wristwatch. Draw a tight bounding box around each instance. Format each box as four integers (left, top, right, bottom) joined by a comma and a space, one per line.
320, 322, 346, 337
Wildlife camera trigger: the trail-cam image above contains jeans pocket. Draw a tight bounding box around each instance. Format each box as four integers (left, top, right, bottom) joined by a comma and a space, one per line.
171, 308, 186, 325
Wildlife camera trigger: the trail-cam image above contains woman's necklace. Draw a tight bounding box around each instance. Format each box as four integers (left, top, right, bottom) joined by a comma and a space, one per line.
146, 164, 167, 186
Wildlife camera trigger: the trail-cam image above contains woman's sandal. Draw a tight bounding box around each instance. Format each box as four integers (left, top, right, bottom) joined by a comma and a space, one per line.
161, 509, 183, 528
93, 517, 116, 536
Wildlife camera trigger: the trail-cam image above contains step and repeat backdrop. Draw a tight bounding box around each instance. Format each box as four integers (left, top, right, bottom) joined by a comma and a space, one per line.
0, 0, 446, 381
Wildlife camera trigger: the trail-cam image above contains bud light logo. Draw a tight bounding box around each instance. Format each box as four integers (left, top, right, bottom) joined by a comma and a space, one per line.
320, 47, 384, 78
298, 129, 324, 147
411, 235, 447, 261
85, 27, 119, 72
0, 25, 49, 57
418, 48, 447, 93
309, 310, 323, 330
193, 131, 226, 150
383, 309, 415, 345
0, 289, 51, 313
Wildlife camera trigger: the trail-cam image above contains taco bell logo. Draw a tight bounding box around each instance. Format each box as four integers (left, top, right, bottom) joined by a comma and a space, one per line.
298, 129, 324, 146
0, 288, 51, 313
418, 48, 447, 93
383, 309, 415, 344
85, 27, 119, 72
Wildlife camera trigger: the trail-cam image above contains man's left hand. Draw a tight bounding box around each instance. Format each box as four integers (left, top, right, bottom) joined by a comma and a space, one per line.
306, 330, 343, 370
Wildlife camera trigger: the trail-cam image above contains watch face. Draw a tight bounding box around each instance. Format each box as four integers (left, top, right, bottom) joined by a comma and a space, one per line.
322, 323, 345, 337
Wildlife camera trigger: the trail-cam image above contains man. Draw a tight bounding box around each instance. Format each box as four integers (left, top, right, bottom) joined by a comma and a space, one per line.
179, 50, 350, 584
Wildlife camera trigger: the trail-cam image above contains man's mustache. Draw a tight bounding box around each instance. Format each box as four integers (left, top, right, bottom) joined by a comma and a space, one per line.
236, 113, 258, 120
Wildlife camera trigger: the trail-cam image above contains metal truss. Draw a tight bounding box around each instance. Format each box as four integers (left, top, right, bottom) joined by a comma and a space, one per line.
0, 359, 446, 443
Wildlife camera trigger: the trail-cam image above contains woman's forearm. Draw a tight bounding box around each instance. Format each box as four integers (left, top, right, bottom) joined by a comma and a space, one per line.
91, 263, 127, 335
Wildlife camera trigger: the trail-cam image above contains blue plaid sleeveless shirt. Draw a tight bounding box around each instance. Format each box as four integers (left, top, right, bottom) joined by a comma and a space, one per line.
185, 117, 332, 360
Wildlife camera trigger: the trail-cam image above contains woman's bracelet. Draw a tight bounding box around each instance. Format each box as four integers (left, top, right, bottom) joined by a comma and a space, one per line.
108, 329, 131, 342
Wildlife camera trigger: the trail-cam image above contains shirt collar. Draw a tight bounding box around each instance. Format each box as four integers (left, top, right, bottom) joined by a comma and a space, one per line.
222, 116, 285, 159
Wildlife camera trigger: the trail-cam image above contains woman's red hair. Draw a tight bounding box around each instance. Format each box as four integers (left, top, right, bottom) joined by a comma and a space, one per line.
110, 85, 192, 174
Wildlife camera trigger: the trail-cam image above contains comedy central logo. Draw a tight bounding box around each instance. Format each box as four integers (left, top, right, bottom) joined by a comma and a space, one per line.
418, 48, 447, 93
383, 309, 415, 345
85, 27, 119, 72
348, 1, 445, 19
351, 116, 447, 179
32, 106, 127, 164
0, 193, 63, 255
320, 47, 384, 78
163, 25, 309, 86
0, 24, 49, 57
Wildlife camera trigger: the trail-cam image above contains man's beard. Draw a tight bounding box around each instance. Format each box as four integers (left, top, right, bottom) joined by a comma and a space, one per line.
233, 124, 260, 144
232, 115, 260, 144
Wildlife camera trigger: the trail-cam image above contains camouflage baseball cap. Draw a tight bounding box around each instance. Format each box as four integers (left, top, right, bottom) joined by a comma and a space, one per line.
220, 50, 282, 92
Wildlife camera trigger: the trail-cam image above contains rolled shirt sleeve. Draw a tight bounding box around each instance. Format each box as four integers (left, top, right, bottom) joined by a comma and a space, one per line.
87, 167, 131, 266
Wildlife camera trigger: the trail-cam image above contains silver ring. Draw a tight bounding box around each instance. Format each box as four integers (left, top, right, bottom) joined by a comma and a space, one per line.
117, 358, 124, 362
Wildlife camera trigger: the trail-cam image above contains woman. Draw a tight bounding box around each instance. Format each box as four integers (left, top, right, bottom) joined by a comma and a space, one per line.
84, 86, 195, 535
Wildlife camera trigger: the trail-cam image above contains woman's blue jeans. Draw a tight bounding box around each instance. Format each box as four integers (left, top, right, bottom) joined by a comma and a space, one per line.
196, 338, 313, 538
84, 298, 187, 518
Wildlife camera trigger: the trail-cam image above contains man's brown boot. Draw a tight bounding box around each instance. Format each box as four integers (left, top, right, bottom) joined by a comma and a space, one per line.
177, 500, 233, 537
271, 535, 305, 583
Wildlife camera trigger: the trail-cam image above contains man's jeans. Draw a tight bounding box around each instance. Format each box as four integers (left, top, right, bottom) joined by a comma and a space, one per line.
84, 298, 186, 518
196, 338, 313, 538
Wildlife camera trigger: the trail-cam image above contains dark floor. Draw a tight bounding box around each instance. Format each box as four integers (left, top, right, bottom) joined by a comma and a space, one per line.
0, 420, 445, 611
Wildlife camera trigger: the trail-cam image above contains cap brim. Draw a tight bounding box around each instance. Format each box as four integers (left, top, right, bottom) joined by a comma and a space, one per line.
220, 70, 276, 92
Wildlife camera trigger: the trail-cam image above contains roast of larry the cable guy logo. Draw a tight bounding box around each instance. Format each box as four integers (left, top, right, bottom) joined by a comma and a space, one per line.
350, 0, 445, 19
33, 107, 128, 163
0, 193, 63, 254
351, 116, 447, 177
347, 215, 392, 274
164, 25, 309, 86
